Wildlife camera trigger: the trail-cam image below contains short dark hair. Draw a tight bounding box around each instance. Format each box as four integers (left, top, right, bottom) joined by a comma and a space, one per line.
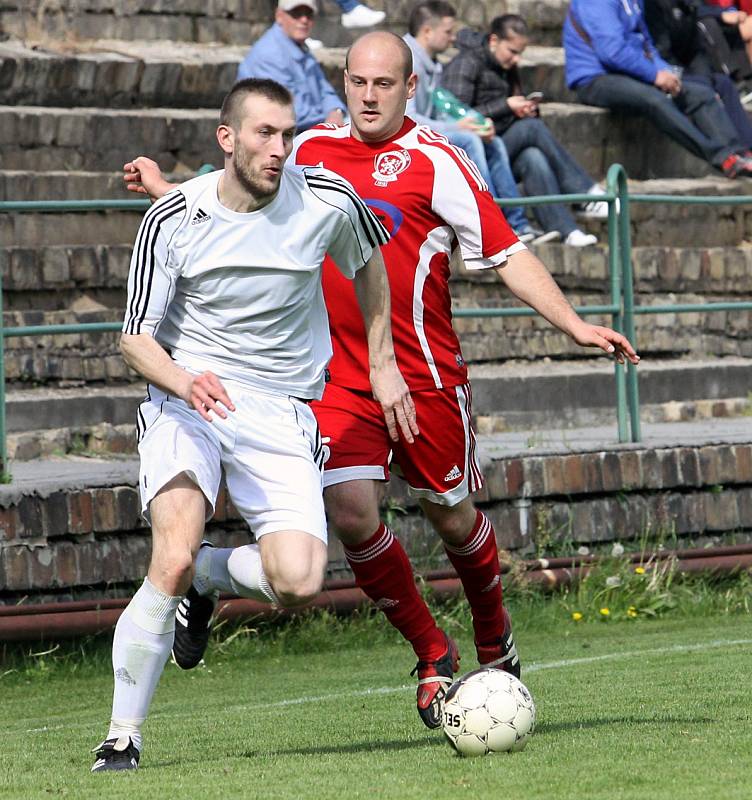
220, 78, 293, 130
345, 31, 414, 81
490, 14, 528, 40
408, 1, 456, 37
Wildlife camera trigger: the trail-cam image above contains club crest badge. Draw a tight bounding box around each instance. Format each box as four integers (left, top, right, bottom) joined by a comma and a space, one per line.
372, 149, 411, 187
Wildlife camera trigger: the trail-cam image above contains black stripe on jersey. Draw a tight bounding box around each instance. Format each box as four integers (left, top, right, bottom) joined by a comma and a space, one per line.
125, 193, 186, 335
304, 173, 389, 247
306, 175, 389, 246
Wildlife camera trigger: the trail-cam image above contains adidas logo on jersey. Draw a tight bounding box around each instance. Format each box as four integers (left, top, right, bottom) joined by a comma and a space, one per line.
444, 465, 462, 482
191, 208, 211, 225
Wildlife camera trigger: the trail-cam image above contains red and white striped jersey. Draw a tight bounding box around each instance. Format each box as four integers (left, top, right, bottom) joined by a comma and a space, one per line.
293, 116, 525, 392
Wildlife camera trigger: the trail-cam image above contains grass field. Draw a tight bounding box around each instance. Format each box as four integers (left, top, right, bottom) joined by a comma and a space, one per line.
1, 594, 751, 800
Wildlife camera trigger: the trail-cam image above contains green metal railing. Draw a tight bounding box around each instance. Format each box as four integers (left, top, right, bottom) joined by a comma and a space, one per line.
2, 163, 752, 474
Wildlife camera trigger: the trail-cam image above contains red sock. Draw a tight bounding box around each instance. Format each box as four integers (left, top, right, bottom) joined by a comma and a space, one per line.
444, 510, 504, 646
344, 524, 446, 662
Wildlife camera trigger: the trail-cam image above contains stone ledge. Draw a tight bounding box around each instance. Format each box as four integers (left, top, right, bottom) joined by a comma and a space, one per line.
1, 431, 750, 597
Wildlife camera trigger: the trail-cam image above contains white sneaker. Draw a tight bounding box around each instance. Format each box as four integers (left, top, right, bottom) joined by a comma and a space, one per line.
515, 226, 539, 244
341, 4, 385, 28
578, 184, 609, 219
531, 229, 561, 245
564, 229, 598, 247
305, 37, 324, 51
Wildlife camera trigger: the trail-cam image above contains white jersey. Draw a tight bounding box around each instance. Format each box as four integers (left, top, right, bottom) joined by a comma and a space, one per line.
123, 168, 388, 400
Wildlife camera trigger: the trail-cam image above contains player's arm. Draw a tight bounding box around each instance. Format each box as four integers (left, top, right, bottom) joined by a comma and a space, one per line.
353, 249, 419, 443
120, 334, 235, 422
123, 156, 178, 202
495, 249, 640, 365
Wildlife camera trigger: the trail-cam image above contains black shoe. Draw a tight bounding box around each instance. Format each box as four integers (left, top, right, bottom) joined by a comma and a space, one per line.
90, 736, 140, 772
476, 607, 521, 678
172, 584, 218, 670
411, 631, 460, 729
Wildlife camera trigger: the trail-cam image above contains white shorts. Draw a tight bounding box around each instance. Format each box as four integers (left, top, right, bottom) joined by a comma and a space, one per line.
136, 382, 327, 542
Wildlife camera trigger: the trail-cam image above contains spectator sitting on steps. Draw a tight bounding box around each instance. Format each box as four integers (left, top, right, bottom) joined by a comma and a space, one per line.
565, 0, 752, 178
644, 0, 752, 150
442, 14, 608, 248
237, 0, 346, 131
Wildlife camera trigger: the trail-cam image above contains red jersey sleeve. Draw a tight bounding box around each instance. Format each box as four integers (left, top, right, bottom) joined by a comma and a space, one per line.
415, 128, 525, 270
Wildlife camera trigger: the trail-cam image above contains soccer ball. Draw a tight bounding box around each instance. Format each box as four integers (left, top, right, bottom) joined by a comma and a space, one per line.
442, 668, 536, 757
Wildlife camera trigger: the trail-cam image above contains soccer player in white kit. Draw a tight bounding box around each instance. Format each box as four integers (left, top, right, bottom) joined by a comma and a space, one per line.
90, 77, 417, 772
121, 35, 639, 733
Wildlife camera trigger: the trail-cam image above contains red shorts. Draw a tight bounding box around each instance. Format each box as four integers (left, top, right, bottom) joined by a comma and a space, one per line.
311, 382, 484, 506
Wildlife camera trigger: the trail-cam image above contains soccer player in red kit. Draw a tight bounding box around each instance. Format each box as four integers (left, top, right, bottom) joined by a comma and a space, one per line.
124, 33, 639, 730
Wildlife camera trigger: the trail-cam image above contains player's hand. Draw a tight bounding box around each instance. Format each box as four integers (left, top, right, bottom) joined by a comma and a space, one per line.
370, 363, 419, 443
507, 95, 537, 118
185, 371, 236, 422
570, 322, 640, 365
325, 108, 346, 126
123, 156, 175, 202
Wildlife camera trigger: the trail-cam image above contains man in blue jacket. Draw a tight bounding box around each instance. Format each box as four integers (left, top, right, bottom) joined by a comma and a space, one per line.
564, 0, 752, 178
237, 0, 345, 131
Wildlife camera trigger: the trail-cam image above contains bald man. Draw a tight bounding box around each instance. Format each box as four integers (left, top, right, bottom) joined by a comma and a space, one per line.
125, 31, 639, 731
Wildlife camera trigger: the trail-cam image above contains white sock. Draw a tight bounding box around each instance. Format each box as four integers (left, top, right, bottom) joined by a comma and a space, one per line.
107, 578, 181, 753
588, 184, 606, 196
194, 544, 278, 605
229, 544, 279, 604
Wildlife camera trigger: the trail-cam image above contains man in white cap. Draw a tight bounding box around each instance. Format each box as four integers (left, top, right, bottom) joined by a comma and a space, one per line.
237, 0, 347, 131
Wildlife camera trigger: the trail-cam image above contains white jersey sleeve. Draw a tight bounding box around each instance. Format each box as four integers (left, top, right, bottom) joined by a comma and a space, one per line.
123, 191, 187, 336
301, 167, 389, 277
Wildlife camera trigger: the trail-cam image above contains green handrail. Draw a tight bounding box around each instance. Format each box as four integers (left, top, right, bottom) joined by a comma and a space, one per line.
2, 166, 752, 472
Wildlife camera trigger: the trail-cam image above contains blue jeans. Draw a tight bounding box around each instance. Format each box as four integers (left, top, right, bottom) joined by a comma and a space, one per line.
501, 118, 594, 237
576, 73, 742, 168
446, 129, 529, 232
335, 0, 359, 12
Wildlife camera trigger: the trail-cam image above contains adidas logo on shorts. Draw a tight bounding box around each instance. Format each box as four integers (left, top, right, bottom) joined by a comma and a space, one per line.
444, 465, 462, 482
191, 208, 211, 225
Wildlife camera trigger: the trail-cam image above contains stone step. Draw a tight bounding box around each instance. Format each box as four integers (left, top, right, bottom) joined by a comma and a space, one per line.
469, 357, 752, 430
4, 239, 749, 306
3, 171, 750, 248
0, 38, 571, 109
0, 103, 689, 183
538, 102, 717, 181
0, 0, 565, 48
0, 101, 740, 182
3, 359, 749, 459
2, 418, 750, 601
0, 104, 220, 172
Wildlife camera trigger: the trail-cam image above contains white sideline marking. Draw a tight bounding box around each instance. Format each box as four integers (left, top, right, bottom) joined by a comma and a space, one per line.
13, 636, 752, 736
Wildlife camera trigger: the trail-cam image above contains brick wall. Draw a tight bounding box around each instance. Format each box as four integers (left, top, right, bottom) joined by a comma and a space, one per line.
2, 442, 751, 603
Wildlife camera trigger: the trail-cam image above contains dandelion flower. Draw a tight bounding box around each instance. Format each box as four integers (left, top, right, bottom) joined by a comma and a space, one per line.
572, 611, 583, 621
634, 566, 646, 575
605, 575, 621, 588
627, 606, 638, 618
611, 543, 625, 557
599, 607, 610, 617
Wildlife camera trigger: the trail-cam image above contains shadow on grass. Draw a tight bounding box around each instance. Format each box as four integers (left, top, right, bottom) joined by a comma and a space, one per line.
538, 714, 716, 734
239, 737, 446, 758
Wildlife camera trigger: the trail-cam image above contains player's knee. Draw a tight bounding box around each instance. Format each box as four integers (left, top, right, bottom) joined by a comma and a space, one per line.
272, 567, 324, 607
149, 549, 195, 595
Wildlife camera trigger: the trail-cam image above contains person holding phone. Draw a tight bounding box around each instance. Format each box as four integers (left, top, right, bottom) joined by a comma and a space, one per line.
443, 14, 609, 247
